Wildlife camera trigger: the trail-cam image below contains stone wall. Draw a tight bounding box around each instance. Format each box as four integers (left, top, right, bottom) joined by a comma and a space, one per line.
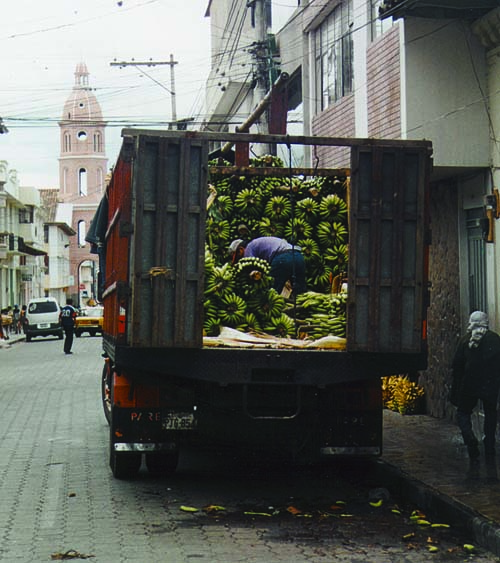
419, 180, 461, 419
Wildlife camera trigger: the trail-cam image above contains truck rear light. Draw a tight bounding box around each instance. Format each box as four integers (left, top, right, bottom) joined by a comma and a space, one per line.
112, 372, 160, 408
112, 373, 135, 407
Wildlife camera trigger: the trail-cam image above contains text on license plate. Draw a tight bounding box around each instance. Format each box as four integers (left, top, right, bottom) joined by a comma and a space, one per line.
162, 413, 196, 431
38, 323, 50, 329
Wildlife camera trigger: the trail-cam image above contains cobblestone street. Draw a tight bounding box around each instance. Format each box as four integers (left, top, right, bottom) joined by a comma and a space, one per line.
0, 337, 498, 562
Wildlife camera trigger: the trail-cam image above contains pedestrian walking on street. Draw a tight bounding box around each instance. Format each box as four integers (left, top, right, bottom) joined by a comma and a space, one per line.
20, 305, 28, 334
451, 311, 500, 460
12, 305, 20, 334
1, 308, 11, 340
59, 298, 77, 355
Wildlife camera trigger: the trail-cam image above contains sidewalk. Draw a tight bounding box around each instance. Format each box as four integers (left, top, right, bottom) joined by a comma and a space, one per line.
380, 409, 500, 556
0, 332, 25, 347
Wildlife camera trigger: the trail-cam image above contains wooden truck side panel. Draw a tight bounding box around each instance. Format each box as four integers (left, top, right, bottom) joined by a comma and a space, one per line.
129, 135, 208, 348
348, 145, 431, 355
102, 131, 431, 364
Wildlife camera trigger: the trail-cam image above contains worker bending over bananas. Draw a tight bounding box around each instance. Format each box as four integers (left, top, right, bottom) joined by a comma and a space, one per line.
229, 236, 307, 295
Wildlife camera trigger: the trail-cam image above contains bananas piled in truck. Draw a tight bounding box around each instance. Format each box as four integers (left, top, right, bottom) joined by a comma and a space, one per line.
287, 291, 347, 339
204, 156, 349, 340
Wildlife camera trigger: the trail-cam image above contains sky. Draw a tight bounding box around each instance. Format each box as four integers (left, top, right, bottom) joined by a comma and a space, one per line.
0, 0, 212, 187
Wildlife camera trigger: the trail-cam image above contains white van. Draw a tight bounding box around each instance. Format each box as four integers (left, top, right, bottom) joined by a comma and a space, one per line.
25, 297, 63, 342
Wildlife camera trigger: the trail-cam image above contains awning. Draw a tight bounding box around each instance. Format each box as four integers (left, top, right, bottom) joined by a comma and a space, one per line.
379, 0, 499, 20
85, 194, 109, 254
18, 238, 46, 256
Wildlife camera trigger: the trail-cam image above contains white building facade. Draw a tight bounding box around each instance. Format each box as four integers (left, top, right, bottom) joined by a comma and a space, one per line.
0, 161, 47, 309
39, 189, 76, 305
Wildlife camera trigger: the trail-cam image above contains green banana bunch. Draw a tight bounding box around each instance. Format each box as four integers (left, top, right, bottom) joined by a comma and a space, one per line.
232, 257, 272, 295
258, 217, 284, 238
265, 195, 292, 221
319, 194, 348, 222
218, 292, 247, 326
234, 188, 263, 218
263, 313, 296, 338
205, 263, 235, 297
204, 155, 350, 341
295, 197, 319, 223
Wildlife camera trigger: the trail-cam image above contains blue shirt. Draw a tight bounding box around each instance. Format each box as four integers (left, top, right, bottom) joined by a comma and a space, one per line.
244, 237, 299, 263
60, 305, 77, 328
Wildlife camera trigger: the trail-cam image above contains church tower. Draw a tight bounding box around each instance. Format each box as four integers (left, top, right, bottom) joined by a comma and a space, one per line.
59, 63, 108, 304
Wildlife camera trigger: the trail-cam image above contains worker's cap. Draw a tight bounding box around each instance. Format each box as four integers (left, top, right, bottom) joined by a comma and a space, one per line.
228, 239, 244, 255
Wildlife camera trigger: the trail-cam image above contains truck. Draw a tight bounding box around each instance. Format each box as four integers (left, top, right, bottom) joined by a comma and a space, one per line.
88, 129, 432, 478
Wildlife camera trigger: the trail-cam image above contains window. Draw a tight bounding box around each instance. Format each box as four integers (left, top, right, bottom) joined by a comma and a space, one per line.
19, 205, 34, 224
78, 220, 86, 247
28, 301, 58, 314
44, 224, 49, 244
314, 0, 354, 112
79, 168, 88, 196
64, 132, 71, 152
97, 167, 103, 192
370, 0, 393, 41
94, 132, 102, 152
63, 167, 68, 193
466, 208, 486, 312
78, 130, 87, 141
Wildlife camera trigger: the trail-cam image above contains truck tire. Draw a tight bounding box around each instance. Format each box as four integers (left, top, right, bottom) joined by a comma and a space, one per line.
101, 363, 112, 425
75, 331, 81, 338
110, 450, 142, 479
26, 334, 32, 342
145, 451, 179, 476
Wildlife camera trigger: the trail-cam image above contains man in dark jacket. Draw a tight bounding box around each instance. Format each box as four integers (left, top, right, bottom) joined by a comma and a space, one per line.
451, 311, 500, 459
59, 298, 78, 355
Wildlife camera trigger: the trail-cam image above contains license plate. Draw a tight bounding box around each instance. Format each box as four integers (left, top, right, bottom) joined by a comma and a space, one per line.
38, 323, 50, 329
162, 413, 196, 431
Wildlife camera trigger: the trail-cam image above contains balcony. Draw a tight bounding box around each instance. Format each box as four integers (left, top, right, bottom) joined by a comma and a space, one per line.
6, 234, 46, 256
0, 232, 7, 260
379, 0, 499, 20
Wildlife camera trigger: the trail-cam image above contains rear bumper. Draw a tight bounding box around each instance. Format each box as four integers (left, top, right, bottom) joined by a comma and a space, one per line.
26, 324, 62, 337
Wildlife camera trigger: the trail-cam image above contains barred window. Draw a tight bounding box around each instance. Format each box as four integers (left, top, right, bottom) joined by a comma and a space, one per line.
19, 205, 34, 224
314, 0, 353, 113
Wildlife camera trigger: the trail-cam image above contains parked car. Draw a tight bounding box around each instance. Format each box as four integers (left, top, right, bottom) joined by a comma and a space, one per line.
25, 297, 63, 342
75, 306, 104, 337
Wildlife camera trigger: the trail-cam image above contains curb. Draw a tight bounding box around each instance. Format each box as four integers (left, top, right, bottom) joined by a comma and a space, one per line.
0, 334, 25, 347
374, 459, 500, 556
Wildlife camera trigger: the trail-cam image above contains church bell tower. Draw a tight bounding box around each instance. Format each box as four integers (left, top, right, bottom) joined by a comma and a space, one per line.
59, 63, 108, 304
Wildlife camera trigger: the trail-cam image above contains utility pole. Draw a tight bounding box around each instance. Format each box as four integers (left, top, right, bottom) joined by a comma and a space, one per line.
110, 55, 178, 128
248, 0, 273, 152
